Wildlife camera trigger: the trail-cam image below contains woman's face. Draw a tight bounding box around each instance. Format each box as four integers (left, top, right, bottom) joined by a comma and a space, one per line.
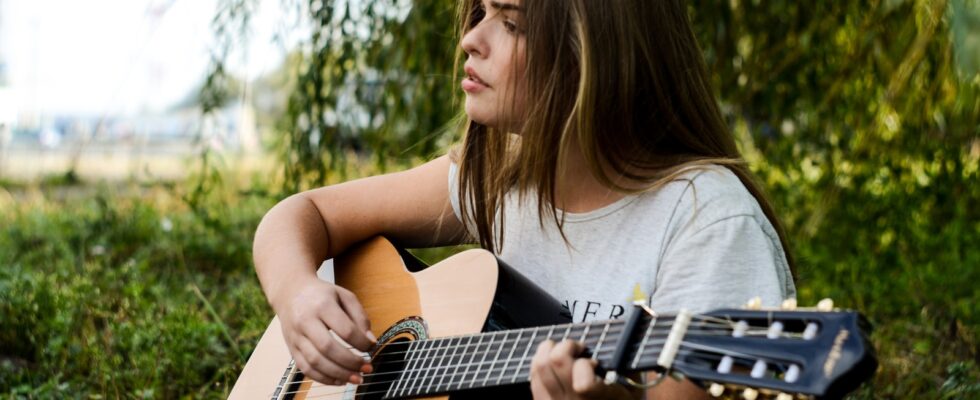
460, 0, 527, 131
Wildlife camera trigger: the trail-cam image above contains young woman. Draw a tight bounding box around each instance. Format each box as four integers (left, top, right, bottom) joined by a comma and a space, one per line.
252, 0, 796, 398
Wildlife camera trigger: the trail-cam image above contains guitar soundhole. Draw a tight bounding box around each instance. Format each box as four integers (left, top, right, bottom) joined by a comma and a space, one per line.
358, 337, 410, 400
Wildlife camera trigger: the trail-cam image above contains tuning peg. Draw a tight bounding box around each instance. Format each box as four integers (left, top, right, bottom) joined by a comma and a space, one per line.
803, 322, 819, 340
766, 321, 785, 339
708, 383, 724, 397
781, 298, 797, 310
744, 296, 762, 310
776, 393, 794, 400
742, 388, 759, 400
817, 298, 834, 311
785, 364, 801, 383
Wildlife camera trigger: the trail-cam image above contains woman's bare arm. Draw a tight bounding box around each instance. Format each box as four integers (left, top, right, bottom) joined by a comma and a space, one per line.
252, 154, 466, 384
254, 154, 464, 307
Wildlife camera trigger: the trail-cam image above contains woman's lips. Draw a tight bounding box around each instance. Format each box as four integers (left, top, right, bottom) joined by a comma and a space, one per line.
463, 66, 490, 93
462, 77, 488, 92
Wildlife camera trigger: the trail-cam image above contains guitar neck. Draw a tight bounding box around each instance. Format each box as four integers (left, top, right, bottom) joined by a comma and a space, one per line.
385, 315, 675, 398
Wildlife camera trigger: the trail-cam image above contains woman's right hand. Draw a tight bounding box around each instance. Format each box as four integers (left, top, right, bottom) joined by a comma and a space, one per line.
273, 278, 377, 386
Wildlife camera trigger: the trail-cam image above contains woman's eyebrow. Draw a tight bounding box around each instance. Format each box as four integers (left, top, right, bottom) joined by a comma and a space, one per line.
489, 1, 524, 12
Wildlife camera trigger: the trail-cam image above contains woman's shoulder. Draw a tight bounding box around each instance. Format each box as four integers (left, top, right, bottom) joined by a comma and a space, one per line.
649, 164, 770, 232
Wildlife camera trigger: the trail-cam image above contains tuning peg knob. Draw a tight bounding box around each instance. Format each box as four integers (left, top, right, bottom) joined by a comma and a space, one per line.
708, 383, 724, 397
781, 298, 797, 310
817, 298, 834, 311
776, 393, 794, 400
742, 388, 759, 400
744, 296, 762, 310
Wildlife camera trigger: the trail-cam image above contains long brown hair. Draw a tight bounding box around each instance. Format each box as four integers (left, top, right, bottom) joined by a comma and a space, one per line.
452, 0, 794, 272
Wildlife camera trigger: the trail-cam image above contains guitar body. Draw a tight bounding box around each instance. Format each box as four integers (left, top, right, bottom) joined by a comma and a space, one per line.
231, 237, 571, 400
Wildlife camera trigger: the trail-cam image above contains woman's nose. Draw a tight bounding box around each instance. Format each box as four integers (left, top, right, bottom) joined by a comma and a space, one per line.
460, 25, 488, 59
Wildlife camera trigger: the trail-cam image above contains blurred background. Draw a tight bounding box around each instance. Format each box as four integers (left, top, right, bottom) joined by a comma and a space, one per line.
1, 0, 978, 398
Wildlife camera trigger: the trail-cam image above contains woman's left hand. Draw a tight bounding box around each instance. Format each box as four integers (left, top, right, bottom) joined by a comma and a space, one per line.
529, 339, 637, 400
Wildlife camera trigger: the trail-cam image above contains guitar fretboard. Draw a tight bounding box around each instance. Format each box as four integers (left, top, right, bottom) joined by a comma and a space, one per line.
385, 317, 669, 398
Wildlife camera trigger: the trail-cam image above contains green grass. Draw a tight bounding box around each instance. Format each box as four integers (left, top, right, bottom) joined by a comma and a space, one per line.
0, 169, 977, 398
0, 181, 273, 399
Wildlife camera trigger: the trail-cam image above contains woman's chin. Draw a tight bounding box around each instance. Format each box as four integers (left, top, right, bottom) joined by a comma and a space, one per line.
464, 105, 495, 127
464, 101, 521, 131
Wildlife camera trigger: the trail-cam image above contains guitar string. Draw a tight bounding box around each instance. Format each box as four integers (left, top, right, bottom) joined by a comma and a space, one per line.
280, 334, 780, 396
288, 358, 713, 400
361, 322, 786, 364
309, 329, 744, 376
282, 316, 794, 389
284, 329, 808, 399
332, 313, 739, 355
277, 315, 806, 397
280, 328, 794, 396
282, 335, 675, 391
290, 357, 714, 399
282, 321, 709, 385
301, 312, 758, 361
290, 339, 799, 400
291, 319, 772, 376
319, 318, 737, 362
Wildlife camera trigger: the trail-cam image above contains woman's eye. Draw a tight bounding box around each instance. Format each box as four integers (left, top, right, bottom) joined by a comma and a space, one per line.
470, 5, 485, 27
503, 20, 518, 33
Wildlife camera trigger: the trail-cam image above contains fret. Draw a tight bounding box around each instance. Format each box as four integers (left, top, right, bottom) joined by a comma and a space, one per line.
392, 340, 424, 397
482, 331, 509, 387
446, 337, 468, 392
632, 316, 657, 369
511, 327, 539, 383
454, 337, 472, 391
422, 337, 452, 394
579, 323, 591, 343
560, 324, 572, 341
384, 347, 402, 397
456, 335, 483, 390
411, 338, 441, 397
387, 341, 410, 397
544, 325, 556, 342
496, 328, 525, 385
451, 335, 477, 391
592, 322, 612, 361
568, 324, 586, 342
469, 331, 497, 388
433, 337, 459, 393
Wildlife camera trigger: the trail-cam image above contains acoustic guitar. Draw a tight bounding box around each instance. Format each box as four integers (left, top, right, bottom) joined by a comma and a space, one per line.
231, 237, 876, 399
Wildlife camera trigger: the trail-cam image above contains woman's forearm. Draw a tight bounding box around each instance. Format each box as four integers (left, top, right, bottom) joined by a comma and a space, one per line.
253, 193, 332, 313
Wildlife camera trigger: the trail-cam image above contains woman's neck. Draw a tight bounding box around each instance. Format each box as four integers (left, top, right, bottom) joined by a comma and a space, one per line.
554, 139, 629, 214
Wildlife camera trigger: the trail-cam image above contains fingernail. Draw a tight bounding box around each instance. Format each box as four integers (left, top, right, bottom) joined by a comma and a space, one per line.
349, 374, 363, 385
361, 363, 373, 374
366, 330, 377, 343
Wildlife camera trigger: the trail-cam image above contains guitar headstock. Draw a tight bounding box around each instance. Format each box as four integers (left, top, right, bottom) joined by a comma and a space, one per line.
632, 299, 877, 399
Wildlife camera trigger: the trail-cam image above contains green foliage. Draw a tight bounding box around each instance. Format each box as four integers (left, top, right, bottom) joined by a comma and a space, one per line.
200, 0, 258, 115
276, 0, 459, 191
941, 361, 980, 398
0, 185, 273, 398
687, 1, 980, 396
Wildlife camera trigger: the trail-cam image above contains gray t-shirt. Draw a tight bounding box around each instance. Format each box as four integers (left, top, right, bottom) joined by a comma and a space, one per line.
449, 163, 796, 323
